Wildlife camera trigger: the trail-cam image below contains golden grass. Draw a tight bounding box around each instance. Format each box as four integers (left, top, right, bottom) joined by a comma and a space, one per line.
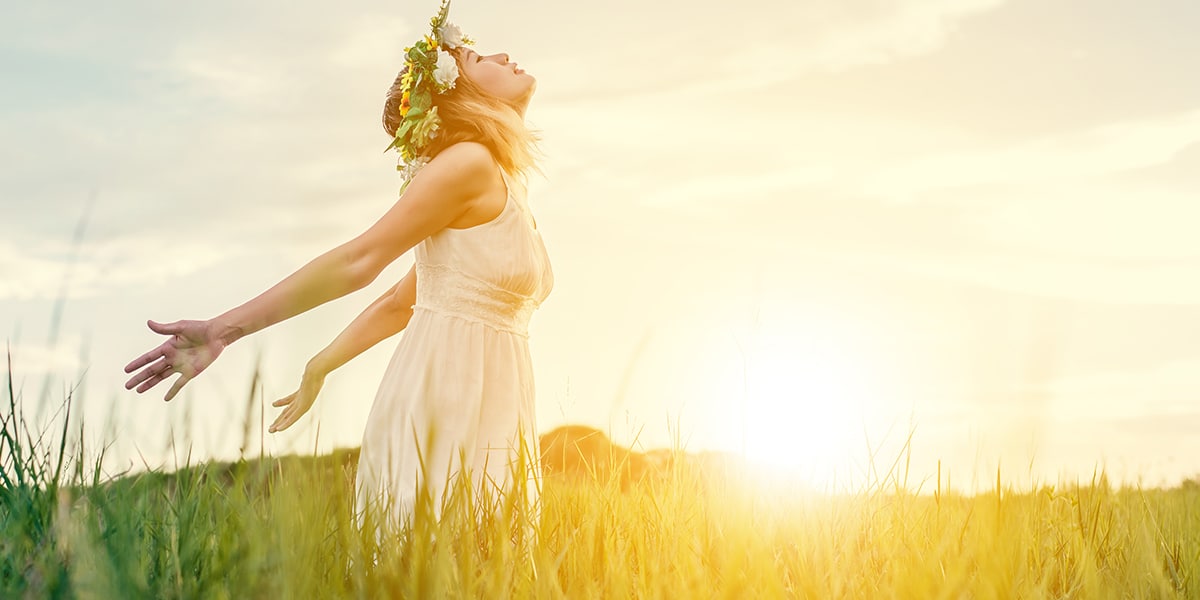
4, 349, 1199, 599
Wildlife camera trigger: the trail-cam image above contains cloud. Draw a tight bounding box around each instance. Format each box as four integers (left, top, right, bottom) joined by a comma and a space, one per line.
970, 182, 1200, 261
855, 108, 1200, 201
540, 94, 1200, 301
1116, 140, 1200, 189
3, 334, 87, 376
0, 3, 415, 241
0, 236, 244, 301
721, 0, 1008, 83
154, 12, 412, 109
524, 0, 1009, 101
3, 0, 1012, 252
0, 242, 67, 301
840, 248, 1200, 305
1031, 356, 1200, 419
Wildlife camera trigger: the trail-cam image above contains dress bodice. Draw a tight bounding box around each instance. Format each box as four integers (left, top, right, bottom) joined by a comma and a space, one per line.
411, 170, 553, 337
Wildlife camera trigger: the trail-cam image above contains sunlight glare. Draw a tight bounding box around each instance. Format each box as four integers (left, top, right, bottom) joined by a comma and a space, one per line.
733, 324, 878, 490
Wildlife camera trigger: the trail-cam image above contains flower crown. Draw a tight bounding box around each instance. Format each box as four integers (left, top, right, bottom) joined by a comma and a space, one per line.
385, 0, 475, 190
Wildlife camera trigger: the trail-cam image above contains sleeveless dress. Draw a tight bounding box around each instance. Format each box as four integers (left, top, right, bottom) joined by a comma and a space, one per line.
353, 168, 554, 538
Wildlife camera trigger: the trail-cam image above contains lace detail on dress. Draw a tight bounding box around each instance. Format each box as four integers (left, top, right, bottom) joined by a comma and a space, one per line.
413, 262, 539, 337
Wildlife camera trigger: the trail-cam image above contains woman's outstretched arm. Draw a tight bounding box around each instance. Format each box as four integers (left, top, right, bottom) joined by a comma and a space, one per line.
125, 141, 496, 402
207, 141, 495, 346
207, 243, 369, 347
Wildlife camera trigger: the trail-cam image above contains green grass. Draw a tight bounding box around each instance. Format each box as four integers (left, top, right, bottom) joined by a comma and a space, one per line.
4, 356, 1199, 599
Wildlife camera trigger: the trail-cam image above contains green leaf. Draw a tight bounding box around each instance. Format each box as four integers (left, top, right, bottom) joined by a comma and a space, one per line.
397, 119, 415, 138
411, 90, 433, 112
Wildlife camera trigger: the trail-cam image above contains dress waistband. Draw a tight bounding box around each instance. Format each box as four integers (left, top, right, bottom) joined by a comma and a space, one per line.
412, 262, 537, 337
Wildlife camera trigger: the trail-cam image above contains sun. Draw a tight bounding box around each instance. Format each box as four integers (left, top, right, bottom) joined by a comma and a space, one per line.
729, 326, 879, 491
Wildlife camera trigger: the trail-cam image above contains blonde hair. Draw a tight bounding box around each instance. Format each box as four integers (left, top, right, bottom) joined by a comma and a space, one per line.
381, 52, 540, 178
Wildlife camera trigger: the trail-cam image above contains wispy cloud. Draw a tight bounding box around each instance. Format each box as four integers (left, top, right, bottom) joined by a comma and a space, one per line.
0, 236, 244, 301
1033, 356, 1200, 419
840, 247, 1200, 305
855, 108, 1200, 201
525, 0, 1008, 101
3, 334, 86, 376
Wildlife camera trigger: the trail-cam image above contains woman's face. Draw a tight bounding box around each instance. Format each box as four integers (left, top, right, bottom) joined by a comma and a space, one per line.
456, 47, 536, 108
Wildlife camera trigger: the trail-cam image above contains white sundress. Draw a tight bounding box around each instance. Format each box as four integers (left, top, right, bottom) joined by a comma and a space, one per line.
353, 167, 554, 540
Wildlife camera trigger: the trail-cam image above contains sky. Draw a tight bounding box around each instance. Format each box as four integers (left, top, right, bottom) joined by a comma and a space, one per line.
3, 0, 1199, 493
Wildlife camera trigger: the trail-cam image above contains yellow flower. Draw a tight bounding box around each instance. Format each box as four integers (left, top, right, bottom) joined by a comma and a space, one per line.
400, 90, 411, 117
401, 58, 416, 85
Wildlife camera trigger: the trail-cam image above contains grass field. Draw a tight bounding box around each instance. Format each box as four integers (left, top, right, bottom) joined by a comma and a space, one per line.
4, 358, 1199, 599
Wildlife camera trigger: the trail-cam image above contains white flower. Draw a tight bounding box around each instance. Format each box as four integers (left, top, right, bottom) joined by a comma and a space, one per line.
398, 155, 431, 184
439, 21, 467, 49
433, 49, 459, 92
412, 107, 441, 143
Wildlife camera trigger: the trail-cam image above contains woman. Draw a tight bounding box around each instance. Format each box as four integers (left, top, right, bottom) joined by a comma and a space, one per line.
122, 1, 552, 539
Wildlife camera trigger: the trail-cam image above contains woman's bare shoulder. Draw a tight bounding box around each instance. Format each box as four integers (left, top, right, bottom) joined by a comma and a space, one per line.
349, 142, 502, 278
404, 141, 501, 206
429, 141, 499, 175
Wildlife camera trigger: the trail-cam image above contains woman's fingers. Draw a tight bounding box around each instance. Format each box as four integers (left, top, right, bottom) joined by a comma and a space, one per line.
136, 369, 172, 393
136, 376, 163, 394
270, 376, 325, 433
163, 375, 189, 403
125, 318, 220, 401
126, 319, 183, 374
125, 323, 179, 377
269, 408, 292, 433
124, 346, 164, 374
269, 402, 287, 432
147, 319, 183, 335
270, 395, 309, 432
128, 359, 173, 391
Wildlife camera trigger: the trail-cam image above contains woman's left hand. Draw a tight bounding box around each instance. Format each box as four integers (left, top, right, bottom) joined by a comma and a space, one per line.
269, 367, 327, 433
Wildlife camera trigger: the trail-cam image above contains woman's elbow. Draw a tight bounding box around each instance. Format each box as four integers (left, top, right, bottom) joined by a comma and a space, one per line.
343, 229, 417, 290
342, 240, 388, 289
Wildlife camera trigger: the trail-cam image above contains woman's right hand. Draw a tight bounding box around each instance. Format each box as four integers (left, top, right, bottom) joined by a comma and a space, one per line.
123, 319, 227, 402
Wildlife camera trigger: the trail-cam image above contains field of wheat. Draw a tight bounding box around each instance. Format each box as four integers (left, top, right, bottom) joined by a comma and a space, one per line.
3, 358, 1199, 599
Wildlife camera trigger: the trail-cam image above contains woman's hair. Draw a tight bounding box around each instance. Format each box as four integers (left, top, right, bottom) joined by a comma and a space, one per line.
381, 52, 540, 177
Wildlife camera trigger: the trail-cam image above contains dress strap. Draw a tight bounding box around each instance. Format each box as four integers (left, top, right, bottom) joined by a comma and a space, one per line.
498, 168, 538, 231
